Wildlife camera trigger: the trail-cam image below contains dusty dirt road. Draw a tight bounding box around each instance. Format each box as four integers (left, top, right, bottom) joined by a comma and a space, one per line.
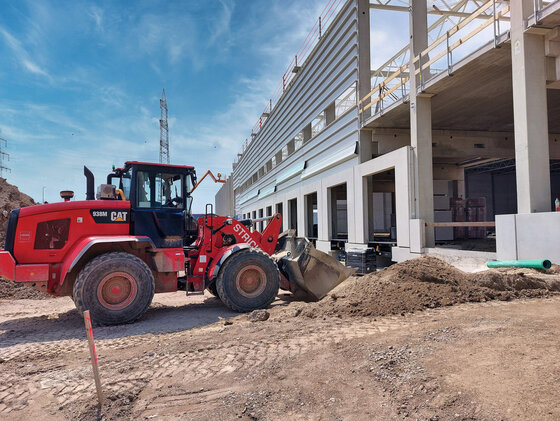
1, 290, 559, 421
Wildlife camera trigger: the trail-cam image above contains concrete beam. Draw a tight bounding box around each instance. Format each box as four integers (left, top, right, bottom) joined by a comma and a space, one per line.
510, 0, 552, 213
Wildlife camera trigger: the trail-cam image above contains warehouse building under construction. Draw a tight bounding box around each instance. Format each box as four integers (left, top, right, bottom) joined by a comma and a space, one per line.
216, 0, 560, 265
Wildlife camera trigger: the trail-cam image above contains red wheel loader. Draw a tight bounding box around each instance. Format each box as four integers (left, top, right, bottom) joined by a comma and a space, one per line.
0, 162, 353, 325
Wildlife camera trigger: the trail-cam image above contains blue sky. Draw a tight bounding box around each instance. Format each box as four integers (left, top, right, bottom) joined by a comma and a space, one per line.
0, 0, 332, 211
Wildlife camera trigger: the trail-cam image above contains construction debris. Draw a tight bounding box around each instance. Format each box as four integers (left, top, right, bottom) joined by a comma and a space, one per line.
248, 309, 270, 322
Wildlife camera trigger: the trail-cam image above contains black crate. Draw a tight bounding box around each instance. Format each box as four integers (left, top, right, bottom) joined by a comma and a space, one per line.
346, 248, 376, 275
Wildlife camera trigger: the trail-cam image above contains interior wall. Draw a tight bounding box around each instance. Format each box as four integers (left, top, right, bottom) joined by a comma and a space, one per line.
467, 165, 560, 219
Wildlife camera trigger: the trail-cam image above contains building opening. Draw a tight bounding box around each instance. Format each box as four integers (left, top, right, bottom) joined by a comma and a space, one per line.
265, 205, 272, 228
305, 192, 318, 240
364, 169, 396, 265
366, 169, 396, 243
275, 202, 283, 219
329, 183, 347, 249
288, 198, 298, 232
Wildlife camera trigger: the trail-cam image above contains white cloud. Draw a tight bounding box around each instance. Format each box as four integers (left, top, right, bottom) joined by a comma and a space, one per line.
0, 26, 51, 80
88, 6, 104, 32
209, 0, 234, 45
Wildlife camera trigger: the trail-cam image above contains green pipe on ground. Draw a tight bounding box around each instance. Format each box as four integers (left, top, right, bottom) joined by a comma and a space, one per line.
486, 259, 552, 270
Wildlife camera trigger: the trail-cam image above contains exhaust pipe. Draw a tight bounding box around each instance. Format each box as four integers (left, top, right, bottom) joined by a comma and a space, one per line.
84, 166, 95, 200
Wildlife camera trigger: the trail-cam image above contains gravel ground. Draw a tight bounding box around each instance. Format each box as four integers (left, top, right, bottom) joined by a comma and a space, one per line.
1, 289, 559, 420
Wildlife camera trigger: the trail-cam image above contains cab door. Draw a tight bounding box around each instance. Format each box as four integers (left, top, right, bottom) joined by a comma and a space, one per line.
131, 169, 185, 248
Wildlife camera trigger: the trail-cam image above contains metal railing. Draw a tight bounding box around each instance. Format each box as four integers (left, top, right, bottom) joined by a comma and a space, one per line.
360, 0, 511, 123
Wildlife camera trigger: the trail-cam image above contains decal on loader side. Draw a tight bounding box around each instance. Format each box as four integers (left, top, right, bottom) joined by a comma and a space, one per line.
90, 209, 129, 223
232, 222, 259, 248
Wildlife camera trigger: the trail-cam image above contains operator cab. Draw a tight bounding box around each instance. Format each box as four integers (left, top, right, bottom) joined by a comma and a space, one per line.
105, 161, 198, 248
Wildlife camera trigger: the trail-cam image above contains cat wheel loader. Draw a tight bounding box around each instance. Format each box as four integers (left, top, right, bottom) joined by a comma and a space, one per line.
0, 162, 352, 325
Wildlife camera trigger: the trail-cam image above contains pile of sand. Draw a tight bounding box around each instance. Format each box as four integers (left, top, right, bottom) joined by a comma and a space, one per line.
290, 256, 560, 319
0, 177, 35, 248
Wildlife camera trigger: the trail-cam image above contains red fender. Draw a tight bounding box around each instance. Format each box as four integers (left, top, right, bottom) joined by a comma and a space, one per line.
206, 243, 250, 281
59, 235, 154, 286
0, 251, 16, 280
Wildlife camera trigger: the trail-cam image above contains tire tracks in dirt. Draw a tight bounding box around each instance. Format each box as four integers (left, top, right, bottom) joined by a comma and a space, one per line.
0, 299, 537, 414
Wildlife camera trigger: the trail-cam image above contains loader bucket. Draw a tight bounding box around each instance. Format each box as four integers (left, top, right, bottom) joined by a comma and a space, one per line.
273, 231, 355, 301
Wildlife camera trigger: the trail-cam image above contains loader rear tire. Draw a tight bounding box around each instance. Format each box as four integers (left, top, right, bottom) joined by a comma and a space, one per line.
216, 249, 279, 312
73, 252, 155, 326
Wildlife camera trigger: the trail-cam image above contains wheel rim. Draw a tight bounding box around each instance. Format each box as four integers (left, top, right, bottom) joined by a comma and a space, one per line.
97, 272, 138, 310
235, 265, 267, 298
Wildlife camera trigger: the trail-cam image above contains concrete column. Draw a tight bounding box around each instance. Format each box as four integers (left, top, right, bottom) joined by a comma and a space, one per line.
457, 167, 466, 199
409, 0, 435, 247
302, 123, 312, 142
359, 130, 374, 163
511, 0, 552, 213
282, 199, 289, 231
296, 192, 305, 238
358, 0, 372, 120
346, 169, 368, 250
346, 178, 356, 244
316, 185, 331, 252
325, 102, 336, 125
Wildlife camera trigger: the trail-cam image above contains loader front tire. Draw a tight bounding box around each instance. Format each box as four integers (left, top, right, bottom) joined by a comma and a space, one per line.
206, 281, 219, 297
216, 249, 279, 312
73, 252, 155, 325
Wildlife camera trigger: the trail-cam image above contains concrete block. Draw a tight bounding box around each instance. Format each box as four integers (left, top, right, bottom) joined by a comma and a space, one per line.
345, 242, 369, 251
495, 214, 518, 260
409, 219, 425, 253
391, 246, 421, 263
315, 240, 331, 253
515, 212, 560, 263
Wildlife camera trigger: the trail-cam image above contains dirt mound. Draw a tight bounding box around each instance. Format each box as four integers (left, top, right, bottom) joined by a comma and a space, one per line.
476, 267, 560, 292
289, 256, 559, 319
0, 177, 35, 248
0, 178, 41, 299
0, 278, 50, 299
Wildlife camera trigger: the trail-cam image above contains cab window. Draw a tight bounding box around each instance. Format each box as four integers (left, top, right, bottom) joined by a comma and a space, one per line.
121, 174, 131, 200
136, 170, 184, 208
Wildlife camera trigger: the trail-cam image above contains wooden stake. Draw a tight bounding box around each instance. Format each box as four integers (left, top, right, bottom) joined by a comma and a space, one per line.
83, 310, 103, 405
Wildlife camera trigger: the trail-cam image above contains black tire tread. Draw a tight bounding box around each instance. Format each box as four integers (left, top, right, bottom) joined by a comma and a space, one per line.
73, 252, 155, 325
206, 281, 219, 297
216, 248, 279, 312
